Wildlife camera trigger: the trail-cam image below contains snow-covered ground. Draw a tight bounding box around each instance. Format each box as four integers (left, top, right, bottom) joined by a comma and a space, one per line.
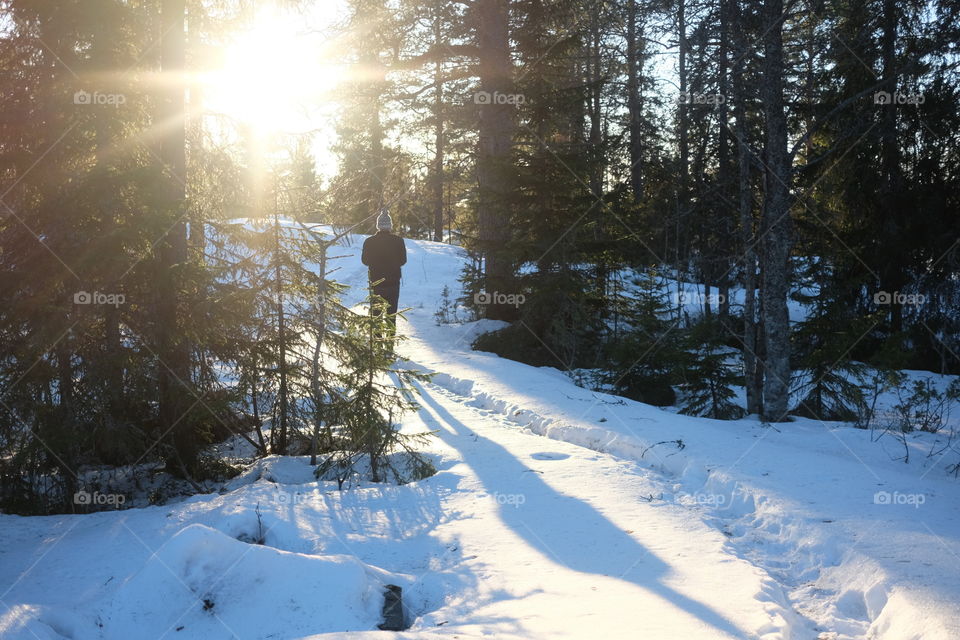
2, 231, 958, 639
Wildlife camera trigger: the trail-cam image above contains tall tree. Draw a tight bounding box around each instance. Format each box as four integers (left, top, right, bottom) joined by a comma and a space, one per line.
732, 0, 763, 415
475, 0, 516, 320
625, 0, 645, 200
758, 0, 793, 421
157, 0, 196, 469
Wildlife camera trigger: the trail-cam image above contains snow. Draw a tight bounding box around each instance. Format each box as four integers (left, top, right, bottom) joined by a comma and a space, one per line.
99, 524, 387, 639
1, 229, 958, 639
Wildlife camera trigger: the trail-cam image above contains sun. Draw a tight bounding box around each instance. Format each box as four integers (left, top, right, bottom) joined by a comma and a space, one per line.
203, 8, 344, 134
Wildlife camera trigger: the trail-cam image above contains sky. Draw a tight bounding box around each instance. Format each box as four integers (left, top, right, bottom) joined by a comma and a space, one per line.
201, 2, 350, 180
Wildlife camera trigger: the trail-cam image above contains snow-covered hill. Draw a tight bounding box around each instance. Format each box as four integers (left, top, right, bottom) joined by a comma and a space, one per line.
2, 231, 958, 639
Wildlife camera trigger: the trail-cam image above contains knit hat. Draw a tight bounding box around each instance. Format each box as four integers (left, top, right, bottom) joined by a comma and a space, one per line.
376, 209, 393, 231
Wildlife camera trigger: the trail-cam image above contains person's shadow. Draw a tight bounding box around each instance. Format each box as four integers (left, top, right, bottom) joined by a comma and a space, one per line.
410, 378, 749, 638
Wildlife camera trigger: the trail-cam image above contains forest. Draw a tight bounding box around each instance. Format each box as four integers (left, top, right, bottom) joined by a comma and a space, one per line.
1, 0, 958, 514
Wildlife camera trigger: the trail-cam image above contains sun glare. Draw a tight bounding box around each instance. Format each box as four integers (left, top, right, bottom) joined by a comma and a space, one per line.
204, 9, 343, 134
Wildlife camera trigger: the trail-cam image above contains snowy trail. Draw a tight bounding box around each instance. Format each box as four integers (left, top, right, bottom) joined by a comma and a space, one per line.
392, 314, 960, 639
365, 236, 960, 639
392, 378, 809, 638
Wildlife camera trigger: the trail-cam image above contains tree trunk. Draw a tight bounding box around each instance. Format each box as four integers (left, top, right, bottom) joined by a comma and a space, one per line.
274, 214, 288, 455
358, 5, 387, 222
476, 0, 515, 320
674, 0, 689, 296
716, 0, 733, 324
158, 0, 194, 466
91, 15, 125, 436
759, 0, 792, 422
431, 1, 445, 242
677, 0, 689, 212
587, 7, 603, 199
737, 118, 761, 414
732, 0, 762, 415
586, 4, 607, 298
626, 0, 643, 200
310, 242, 331, 465
56, 340, 77, 509
879, 0, 903, 333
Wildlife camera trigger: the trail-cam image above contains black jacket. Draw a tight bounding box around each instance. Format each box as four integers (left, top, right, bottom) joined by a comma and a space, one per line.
361, 230, 407, 285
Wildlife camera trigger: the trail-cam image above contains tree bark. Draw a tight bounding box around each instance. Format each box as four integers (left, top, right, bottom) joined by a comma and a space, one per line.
734, 42, 761, 414
431, 1, 445, 242
274, 213, 288, 454
716, 0, 733, 324
158, 0, 193, 465
879, 0, 904, 332
675, 0, 689, 291
476, 0, 515, 320
759, 0, 792, 422
626, 0, 643, 199
677, 0, 689, 208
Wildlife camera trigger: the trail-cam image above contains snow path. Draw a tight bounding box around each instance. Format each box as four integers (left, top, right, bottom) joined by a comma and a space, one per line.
382, 378, 795, 638
392, 315, 960, 640
393, 378, 807, 638
377, 236, 960, 639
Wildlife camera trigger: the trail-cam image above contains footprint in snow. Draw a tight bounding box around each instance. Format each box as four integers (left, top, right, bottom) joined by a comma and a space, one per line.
530, 452, 570, 461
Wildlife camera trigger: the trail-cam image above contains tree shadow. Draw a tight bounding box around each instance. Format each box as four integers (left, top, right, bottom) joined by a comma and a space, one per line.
411, 379, 750, 638
308, 460, 530, 633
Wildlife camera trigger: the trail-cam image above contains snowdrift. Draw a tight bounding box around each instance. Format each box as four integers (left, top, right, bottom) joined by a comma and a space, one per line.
96, 524, 391, 639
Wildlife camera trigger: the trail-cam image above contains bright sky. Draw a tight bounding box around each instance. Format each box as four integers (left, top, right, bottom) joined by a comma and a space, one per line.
199, 2, 681, 185
202, 3, 349, 180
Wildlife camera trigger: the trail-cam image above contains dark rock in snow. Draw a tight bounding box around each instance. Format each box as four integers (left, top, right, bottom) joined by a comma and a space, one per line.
377, 584, 404, 631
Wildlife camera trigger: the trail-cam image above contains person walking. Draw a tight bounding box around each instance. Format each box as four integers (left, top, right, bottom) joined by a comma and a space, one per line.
361, 208, 406, 347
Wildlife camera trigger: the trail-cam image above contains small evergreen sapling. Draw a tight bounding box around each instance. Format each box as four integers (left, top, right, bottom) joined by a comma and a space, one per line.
790, 283, 875, 421
315, 292, 434, 486
677, 319, 746, 419
601, 270, 682, 406
434, 285, 460, 325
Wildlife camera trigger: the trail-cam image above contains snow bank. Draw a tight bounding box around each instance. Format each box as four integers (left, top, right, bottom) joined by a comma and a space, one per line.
225, 455, 320, 489
97, 524, 390, 639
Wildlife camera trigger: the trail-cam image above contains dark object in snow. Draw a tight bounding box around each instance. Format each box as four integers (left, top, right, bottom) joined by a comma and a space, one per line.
377, 584, 404, 631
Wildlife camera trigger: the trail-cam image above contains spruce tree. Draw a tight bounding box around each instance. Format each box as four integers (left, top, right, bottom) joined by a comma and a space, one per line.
316, 293, 434, 486
602, 270, 682, 406
678, 318, 745, 419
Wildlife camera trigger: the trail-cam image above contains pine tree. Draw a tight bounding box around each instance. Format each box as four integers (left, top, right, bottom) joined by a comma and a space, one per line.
790, 270, 874, 421
678, 319, 745, 419
602, 270, 682, 406
316, 295, 434, 486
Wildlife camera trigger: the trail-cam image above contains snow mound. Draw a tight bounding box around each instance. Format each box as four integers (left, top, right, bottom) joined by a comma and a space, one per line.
225, 455, 320, 489
98, 524, 389, 639
0, 603, 86, 640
